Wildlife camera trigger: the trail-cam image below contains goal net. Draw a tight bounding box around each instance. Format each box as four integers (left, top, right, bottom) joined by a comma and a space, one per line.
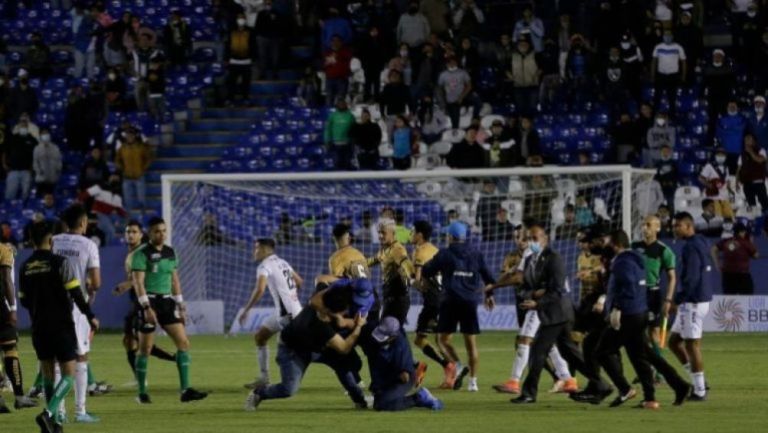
162, 167, 655, 331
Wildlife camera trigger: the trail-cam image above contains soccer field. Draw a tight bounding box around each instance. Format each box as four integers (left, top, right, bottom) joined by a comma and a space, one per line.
2, 332, 766, 433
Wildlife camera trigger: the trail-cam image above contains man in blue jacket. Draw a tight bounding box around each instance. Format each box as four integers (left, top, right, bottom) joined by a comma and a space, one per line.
422, 222, 495, 392
716, 100, 747, 172
359, 316, 443, 412
595, 230, 691, 410
669, 212, 714, 401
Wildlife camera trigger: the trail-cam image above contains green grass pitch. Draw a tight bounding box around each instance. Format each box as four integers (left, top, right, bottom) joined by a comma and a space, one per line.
2, 332, 766, 433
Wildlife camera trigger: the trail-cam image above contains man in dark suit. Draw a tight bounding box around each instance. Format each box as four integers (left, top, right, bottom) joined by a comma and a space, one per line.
511, 224, 610, 404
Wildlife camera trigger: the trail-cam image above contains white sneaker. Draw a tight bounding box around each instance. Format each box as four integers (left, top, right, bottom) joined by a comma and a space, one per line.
468, 378, 479, 392
244, 391, 262, 411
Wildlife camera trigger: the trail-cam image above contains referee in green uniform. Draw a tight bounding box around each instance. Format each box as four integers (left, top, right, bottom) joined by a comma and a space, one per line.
632, 216, 677, 361
132, 217, 207, 404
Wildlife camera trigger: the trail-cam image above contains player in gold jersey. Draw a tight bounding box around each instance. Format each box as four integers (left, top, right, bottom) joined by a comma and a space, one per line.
411, 220, 456, 388
367, 219, 414, 324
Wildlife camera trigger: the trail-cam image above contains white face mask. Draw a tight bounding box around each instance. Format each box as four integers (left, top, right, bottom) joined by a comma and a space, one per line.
756, 106, 765, 114
748, 11, 757, 18
108, 73, 116, 80
41, 133, 51, 142
237, 18, 246, 26
716, 155, 727, 164
448, 66, 457, 72
656, 118, 666, 127
19, 127, 29, 136
728, 109, 738, 116
620, 42, 631, 49
713, 60, 723, 67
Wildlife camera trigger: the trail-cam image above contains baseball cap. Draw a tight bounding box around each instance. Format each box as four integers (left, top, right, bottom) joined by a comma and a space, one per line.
445, 221, 468, 239
352, 278, 374, 315
372, 316, 401, 342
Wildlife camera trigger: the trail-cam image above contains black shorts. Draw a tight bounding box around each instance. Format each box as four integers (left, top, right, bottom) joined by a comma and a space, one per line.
416, 289, 441, 334
0, 321, 18, 343
381, 295, 410, 325
139, 296, 182, 333
124, 303, 141, 336
437, 298, 479, 335
32, 328, 78, 362
647, 289, 663, 327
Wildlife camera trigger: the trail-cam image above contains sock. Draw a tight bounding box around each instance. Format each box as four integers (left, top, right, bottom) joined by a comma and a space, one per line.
548, 346, 572, 380
257, 346, 269, 381
135, 355, 149, 395
150, 345, 176, 362
683, 363, 692, 375
54, 364, 64, 418
510, 344, 530, 381
421, 344, 449, 368
46, 375, 74, 417
176, 351, 191, 392
127, 349, 137, 376
3, 355, 24, 396
692, 372, 706, 396
87, 364, 95, 386
42, 377, 55, 405
74, 362, 88, 415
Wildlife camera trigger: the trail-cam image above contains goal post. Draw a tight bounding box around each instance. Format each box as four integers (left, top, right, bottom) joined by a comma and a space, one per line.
162, 166, 655, 329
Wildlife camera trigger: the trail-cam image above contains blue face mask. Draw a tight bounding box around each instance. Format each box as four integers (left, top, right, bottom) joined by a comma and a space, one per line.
529, 241, 542, 254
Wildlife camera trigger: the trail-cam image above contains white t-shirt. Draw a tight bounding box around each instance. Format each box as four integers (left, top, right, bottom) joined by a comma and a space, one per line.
653, 43, 686, 75
731, 0, 752, 13
52, 233, 100, 300
700, 162, 730, 201
257, 254, 302, 318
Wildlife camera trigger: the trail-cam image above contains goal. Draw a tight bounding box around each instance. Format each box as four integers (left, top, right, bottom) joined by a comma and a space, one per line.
162, 166, 655, 331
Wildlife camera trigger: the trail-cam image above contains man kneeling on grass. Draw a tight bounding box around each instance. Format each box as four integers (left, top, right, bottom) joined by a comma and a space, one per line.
359, 316, 444, 411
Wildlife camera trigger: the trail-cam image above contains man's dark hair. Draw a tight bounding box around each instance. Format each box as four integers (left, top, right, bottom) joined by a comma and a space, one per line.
148, 217, 165, 228
610, 229, 630, 249
31, 221, 53, 247
466, 125, 479, 133
413, 220, 432, 240
395, 209, 405, 224
257, 238, 276, 249
126, 219, 142, 230
673, 211, 694, 224
565, 204, 575, 212
701, 198, 714, 208
322, 287, 352, 313
61, 204, 88, 229
332, 223, 351, 239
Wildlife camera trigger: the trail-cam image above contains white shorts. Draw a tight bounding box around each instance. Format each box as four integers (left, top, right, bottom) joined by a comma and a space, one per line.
262, 314, 291, 333
519, 310, 541, 338
671, 302, 710, 340
72, 306, 91, 356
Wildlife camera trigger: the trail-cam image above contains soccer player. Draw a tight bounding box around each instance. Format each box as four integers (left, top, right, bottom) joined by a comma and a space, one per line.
0, 237, 37, 412
328, 223, 370, 280
113, 221, 176, 381
668, 212, 713, 401
422, 222, 495, 392
410, 220, 455, 388
19, 222, 99, 433
632, 215, 676, 370
244, 288, 367, 410
239, 239, 303, 388
51, 204, 101, 423
510, 224, 610, 404
367, 219, 414, 324
359, 316, 444, 411
132, 217, 208, 403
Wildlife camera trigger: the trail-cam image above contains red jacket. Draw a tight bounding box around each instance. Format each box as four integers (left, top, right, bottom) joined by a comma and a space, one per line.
323, 47, 352, 80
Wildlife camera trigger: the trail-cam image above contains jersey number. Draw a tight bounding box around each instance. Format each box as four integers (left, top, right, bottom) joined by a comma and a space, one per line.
282, 270, 297, 291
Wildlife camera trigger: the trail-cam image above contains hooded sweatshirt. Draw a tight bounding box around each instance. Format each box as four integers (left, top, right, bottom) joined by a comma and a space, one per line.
605, 249, 647, 315
422, 242, 495, 303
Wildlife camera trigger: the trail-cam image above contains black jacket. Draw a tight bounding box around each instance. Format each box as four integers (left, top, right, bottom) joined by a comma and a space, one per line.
447, 140, 486, 169
521, 247, 573, 326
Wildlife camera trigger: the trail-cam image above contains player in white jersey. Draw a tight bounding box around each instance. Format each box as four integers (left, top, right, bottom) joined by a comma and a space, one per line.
239, 239, 303, 389
51, 205, 101, 423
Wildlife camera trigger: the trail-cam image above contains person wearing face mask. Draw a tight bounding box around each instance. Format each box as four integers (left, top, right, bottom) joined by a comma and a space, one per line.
26, 32, 52, 80
654, 145, 679, 211
601, 46, 628, 116
438, 57, 477, 129
105, 68, 127, 111
699, 149, 734, 220
644, 112, 675, 168
506, 38, 540, 117
162, 10, 192, 67
564, 34, 595, 105
397, 1, 430, 54
224, 13, 256, 106
651, 30, 686, 114
32, 128, 62, 197
513, 6, 545, 53
715, 100, 747, 172
359, 26, 389, 101
736, 133, 768, 211
11, 113, 40, 141
703, 49, 735, 132
618, 33, 644, 101
4, 120, 37, 201
747, 95, 768, 148
674, 11, 702, 83
6, 71, 39, 122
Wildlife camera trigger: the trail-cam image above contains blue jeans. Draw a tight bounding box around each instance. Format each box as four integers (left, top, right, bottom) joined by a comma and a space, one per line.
259, 344, 311, 400
373, 381, 417, 411
123, 177, 146, 218
5, 170, 31, 201
96, 212, 125, 246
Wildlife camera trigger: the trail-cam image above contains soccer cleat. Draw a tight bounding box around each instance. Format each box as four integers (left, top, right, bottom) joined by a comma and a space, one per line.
415, 388, 443, 410
570, 387, 613, 405
637, 400, 660, 410
0, 395, 10, 414
687, 393, 706, 402
27, 386, 44, 399
244, 391, 262, 411
0, 378, 13, 393
673, 383, 691, 406
510, 395, 536, 404
88, 381, 113, 396
562, 378, 579, 393
36, 411, 55, 433
180, 387, 209, 403
74, 412, 100, 423
492, 379, 520, 394
467, 378, 479, 392
14, 395, 38, 409
609, 388, 637, 408
136, 393, 152, 404
453, 366, 470, 391
414, 362, 428, 388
